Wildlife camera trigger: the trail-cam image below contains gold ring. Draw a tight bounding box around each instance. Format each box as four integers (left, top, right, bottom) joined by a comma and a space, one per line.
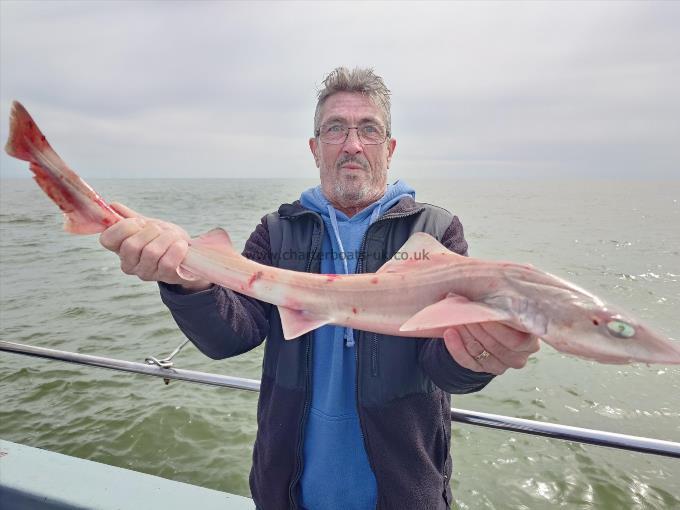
474, 350, 490, 361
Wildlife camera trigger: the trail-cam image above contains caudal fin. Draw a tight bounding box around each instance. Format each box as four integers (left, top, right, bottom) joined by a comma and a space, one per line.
5, 101, 55, 162
4, 101, 122, 234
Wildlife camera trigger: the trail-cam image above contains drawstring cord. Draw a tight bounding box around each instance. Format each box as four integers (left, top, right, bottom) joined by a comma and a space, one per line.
327, 205, 382, 347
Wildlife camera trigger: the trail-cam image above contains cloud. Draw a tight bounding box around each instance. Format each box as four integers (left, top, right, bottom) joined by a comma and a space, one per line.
1, 1, 678, 178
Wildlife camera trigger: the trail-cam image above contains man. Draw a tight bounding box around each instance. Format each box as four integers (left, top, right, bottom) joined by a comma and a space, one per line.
100, 67, 539, 510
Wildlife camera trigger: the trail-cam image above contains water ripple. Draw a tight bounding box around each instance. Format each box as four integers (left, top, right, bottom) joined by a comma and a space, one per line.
2, 179, 679, 506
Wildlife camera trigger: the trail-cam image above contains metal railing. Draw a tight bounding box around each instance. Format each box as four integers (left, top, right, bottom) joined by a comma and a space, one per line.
1, 340, 679, 459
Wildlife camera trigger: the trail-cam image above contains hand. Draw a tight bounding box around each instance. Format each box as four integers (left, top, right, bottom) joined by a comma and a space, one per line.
443, 323, 540, 375
99, 203, 211, 291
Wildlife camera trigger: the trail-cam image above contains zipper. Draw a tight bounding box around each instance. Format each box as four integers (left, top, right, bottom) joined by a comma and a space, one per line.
288, 332, 312, 510
354, 206, 425, 509
354, 334, 379, 508
440, 398, 451, 504
370, 333, 379, 377
358, 209, 424, 382
288, 214, 323, 510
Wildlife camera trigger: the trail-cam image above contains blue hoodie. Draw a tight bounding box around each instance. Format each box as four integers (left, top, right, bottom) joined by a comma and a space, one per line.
298, 180, 416, 510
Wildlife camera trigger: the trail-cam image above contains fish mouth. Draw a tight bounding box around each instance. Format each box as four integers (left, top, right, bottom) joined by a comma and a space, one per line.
545, 331, 680, 365
632, 327, 680, 365
648, 340, 680, 365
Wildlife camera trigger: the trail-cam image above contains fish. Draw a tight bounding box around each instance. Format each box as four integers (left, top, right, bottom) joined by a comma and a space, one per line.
5, 100, 680, 365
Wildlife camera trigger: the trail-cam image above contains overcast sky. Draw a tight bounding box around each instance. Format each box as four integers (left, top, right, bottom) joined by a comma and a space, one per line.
1, 1, 678, 179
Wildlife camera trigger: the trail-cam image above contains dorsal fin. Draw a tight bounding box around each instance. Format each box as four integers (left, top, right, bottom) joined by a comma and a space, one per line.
179, 228, 236, 280
377, 232, 468, 274
189, 228, 235, 254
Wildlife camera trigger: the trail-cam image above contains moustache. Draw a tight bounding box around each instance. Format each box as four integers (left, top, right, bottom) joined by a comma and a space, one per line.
336, 156, 369, 171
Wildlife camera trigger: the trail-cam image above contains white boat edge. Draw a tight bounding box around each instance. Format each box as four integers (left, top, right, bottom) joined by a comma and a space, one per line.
0, 439, 255, 509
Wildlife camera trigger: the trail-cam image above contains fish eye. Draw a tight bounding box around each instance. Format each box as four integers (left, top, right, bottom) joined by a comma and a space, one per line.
606, 320, 636, 339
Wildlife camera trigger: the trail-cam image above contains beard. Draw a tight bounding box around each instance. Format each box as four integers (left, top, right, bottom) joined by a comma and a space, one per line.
329, 155, 384, 205
332, 173, 370, 203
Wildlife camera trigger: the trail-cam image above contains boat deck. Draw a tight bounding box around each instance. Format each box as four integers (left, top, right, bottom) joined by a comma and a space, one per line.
0, 439, 255, 510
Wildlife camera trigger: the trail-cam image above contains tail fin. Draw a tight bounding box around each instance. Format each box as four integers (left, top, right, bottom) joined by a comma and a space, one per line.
4, 101, 122, 234
5, 101, 55, 162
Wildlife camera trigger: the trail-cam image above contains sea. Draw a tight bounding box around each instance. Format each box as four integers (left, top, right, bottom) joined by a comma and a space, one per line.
1, 178, 678, 509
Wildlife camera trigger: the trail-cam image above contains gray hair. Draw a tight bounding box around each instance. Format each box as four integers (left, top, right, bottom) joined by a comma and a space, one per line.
314, 67, 392, 137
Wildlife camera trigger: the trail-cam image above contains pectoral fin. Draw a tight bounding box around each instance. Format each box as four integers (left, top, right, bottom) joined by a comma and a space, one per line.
399, 294, 512, 332
278, 306, 333, 340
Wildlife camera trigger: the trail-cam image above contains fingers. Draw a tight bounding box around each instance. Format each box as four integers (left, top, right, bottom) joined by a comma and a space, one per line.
98, 202, 194, 284
442, 322, 540, 375
443, 326, 507, 375
443, 328, 480, 371
109, 202, 144, 220
484, 322, 540, 353
98, 218, 187, 284
457, 325, 509, 374
119, 224, 163, 275
159, 239, 190, 280
137, 233, 190, 283
468, 323, 531, 369
99, 217, 146, 253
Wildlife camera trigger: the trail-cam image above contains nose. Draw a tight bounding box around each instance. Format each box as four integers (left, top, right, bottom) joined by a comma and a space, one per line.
342, 128, 363, 155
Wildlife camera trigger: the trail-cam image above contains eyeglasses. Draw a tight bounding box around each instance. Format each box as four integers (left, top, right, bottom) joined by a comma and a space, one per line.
316, 123, 389, 145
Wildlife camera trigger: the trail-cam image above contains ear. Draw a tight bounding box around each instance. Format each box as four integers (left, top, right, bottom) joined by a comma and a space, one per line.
386, 138, 396, 168
309, 137, 320, 168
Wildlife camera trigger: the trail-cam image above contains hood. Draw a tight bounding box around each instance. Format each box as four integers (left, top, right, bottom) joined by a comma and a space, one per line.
300, 179, 416, 221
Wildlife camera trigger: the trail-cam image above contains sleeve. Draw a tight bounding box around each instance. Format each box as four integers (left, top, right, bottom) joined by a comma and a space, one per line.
158, 217, 273, 360
419, 215, 496, 393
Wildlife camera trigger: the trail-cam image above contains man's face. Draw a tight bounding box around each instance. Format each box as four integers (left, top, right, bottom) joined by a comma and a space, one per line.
309, 92, 396, 210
